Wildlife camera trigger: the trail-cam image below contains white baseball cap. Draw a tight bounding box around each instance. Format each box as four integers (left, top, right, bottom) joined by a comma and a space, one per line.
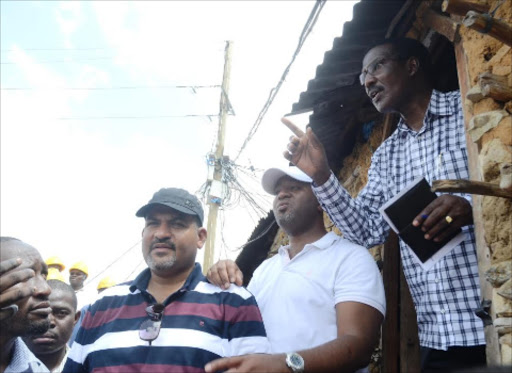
261, 166, 313, 195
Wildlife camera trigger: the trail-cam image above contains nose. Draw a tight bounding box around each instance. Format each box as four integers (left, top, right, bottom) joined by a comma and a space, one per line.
48, 312, 56, 328
276, 188, 290, 200
364, 73, 377, 91
154, 223, 172, 240
34, 276, 52, 299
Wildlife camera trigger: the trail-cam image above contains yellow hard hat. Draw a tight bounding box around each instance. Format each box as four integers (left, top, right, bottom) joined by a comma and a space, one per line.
69, 261, 89, 276
45, 256, 65, 272
97, 276, 116, 291
47, 268, 66, 282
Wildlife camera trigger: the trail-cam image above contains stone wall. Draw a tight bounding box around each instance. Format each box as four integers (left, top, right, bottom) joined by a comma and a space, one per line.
459, 0, 512, 364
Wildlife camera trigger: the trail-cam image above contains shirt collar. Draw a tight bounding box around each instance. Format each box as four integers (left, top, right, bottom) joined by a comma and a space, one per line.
129, 263, 205, 294
278, 231, 339, 256
6, 337, 49, 373
397, 89, 453, 133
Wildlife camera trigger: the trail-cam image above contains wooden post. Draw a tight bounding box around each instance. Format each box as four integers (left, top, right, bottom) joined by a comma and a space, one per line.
399, 262, 420, 373
422, 8, 460, 42
382, 232, 400, 373
442, 0, 490, 17
203, 41, 233, 274
463, 11, 512, 47
454, 38, 502, 365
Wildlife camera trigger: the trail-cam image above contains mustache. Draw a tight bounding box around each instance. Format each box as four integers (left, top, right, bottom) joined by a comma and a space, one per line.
150, 240, 176, 251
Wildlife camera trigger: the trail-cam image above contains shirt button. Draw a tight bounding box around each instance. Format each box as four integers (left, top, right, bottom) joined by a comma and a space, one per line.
434, 277, 439, 283
440, 308, 446, 314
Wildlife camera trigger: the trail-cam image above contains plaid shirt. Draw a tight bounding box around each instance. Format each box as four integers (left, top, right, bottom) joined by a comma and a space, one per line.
313, 90, 485, 350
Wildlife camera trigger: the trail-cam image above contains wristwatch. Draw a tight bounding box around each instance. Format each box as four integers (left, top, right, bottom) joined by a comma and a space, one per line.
285, 352, 305, 373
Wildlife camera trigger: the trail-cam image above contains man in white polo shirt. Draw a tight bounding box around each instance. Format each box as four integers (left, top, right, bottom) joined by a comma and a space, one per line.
205, 166, 386, 373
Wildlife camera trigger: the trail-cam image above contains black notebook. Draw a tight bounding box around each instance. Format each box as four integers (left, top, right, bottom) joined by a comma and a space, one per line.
379, 177, 463, 267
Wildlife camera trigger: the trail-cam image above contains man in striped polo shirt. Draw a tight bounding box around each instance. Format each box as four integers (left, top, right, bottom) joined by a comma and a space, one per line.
64, 188, 269, 372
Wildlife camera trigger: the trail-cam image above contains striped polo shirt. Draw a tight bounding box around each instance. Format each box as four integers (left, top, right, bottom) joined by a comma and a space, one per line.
64, 263, 269, 373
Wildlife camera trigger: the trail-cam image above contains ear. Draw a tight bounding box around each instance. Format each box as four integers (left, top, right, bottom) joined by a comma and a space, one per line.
407, 56, 420, 77
197, 227, 207, 249
74, 309, 81, 325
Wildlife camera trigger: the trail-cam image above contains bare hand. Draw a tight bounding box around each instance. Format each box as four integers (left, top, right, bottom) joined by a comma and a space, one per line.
206, 260, 243, 290
413, 195, 473, 242
281, 117, 331, 186
0, 258, 35, 320
205, 354, 287, 373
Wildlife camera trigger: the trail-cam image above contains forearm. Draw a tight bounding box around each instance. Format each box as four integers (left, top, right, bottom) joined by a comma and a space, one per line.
313, 171, 389, 248
298, 334, 374, 373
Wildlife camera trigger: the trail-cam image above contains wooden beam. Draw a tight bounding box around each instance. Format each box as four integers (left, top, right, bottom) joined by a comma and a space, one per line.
463, 11, 512, 47
432, 179, 512, 198
479, 72, 512, 102
442, 0, 490, 17
422, 8, 460, 42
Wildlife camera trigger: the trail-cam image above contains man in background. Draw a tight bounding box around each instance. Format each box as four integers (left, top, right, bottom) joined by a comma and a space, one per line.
24, 280, 80, 372
0, 237, 52, 373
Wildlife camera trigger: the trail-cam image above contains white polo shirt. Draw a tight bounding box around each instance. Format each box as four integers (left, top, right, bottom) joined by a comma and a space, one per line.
248, 231, 386, 353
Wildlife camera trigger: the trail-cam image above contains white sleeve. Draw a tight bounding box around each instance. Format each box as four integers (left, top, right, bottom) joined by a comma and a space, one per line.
334, 246, 386, 316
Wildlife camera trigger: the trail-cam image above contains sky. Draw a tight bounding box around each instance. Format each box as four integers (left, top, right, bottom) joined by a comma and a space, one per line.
1, 0, 358, 290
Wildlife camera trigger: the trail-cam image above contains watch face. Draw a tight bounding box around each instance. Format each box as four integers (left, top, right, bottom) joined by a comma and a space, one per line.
290, 355, 302, 366
287, 352, 304, 372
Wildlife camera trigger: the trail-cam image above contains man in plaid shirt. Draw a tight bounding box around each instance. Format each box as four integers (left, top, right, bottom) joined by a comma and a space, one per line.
283, 38, 486, 372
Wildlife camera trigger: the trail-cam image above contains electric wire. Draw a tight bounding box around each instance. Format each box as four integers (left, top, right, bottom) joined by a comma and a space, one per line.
83, 239, 141, 288
234, 0, 326, 161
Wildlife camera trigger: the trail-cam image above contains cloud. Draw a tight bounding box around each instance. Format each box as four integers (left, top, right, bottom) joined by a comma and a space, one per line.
56, 1, 83, 48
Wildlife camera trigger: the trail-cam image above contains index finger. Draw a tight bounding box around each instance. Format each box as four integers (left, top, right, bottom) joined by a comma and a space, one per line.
281, 117, 305, 137
0, 258, 22, 275
205, 356, 240, 372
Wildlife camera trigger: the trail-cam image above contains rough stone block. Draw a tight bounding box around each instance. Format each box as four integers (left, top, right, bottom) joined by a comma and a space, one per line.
480, 116, 512, 147
473, 97, 503, 116
501, 333, 512, 346
469, 110, 509, 142
487, 261, 512, 287
467, 84, 484, 103
494, 317, 512, 335
494, 288, 512, 318
499, 279, 512, 301
501, 340, 512, 365
493, 65, 512, 76
479, 138, 512, 182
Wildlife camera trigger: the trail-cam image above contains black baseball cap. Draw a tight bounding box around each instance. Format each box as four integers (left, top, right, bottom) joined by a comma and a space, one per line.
136, 188, 204, 225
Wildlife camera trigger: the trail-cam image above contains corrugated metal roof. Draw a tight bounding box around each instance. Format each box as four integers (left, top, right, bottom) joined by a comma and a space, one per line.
290, 0, 419, 171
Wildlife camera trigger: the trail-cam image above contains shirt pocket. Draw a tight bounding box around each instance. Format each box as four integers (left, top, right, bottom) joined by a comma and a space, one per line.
433, 148, 470, 181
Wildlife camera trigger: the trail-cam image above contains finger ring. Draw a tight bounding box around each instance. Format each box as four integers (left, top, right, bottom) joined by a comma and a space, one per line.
445, 215, 453, 224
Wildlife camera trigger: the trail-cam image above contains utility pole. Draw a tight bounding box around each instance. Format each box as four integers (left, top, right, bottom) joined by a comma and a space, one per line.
203, 41, 233, 274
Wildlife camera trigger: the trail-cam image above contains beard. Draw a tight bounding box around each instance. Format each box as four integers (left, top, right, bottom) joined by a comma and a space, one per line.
275, 210, 296, 229
0, 312, 50, 338
144, 241, 177, 272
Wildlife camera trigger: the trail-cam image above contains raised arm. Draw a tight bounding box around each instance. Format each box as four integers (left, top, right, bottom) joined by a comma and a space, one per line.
283, 117, 390, 247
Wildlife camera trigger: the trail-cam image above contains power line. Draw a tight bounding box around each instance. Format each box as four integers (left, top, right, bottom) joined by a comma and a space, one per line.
84, 239, 141, 288
1, 84, 221, 91
57, 114, 220, 120
1, 47, 110, 52
234, 0, 326, 161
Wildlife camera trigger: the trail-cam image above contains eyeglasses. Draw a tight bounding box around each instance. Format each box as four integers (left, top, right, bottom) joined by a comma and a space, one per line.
139, 303, 165, 345
359, 56, 400, 85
